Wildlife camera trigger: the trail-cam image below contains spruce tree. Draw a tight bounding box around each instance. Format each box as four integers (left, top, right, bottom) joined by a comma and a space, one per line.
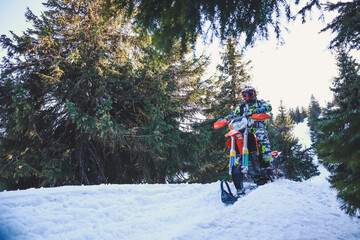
189, 38, 252, 183
212, 37, 251, 115
295, 106, 302, 123
315, 50, 360, 216
269, 100, 319, 181
301, 106, 308, 121
320, 0, 360, 51
307, 94, 322, 144
0, 0, 209, 189
289, 108, 296, 122
289, 106, 303, 123
106, 0, 324, 52
270, 101, 297, 155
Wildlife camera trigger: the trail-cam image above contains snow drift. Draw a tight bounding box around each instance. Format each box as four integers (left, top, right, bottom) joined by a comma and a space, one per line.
0, 176, 359, 240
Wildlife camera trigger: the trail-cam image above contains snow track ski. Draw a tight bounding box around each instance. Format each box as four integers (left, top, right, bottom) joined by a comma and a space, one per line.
220, 180, 258, 205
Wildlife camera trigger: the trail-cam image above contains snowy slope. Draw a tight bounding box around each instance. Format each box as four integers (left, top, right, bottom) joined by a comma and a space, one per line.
1, 180, 359, 240
0, 121, 360, 240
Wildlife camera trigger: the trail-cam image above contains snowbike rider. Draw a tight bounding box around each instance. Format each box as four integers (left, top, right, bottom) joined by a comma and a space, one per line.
217, 85, 273, 196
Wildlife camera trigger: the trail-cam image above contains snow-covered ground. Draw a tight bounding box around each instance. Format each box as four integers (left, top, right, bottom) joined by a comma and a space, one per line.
0, 120, 359, 240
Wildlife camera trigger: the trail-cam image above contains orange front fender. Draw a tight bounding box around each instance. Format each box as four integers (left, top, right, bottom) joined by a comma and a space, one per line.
225, 133, 244, 154
225, 129, 241, 137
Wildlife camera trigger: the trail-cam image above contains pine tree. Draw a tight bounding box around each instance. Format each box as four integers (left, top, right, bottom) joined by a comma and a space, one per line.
188, 38, 252, 183
0, 0, 209, 189
270, 101, 297, 155
295, 107, 302, 123
105, 0, 324, 52
320, 1, 360, 51
289, 106, 304, 123
315, 50, 360, 216
289, 108, 296, 122
211, 37, 251, 116
269, 100, 319, 181
301, 106, 308, 121
307, 94, 322, 144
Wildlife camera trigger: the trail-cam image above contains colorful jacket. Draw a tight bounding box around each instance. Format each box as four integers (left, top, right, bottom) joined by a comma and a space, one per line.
225, 99, 272, 130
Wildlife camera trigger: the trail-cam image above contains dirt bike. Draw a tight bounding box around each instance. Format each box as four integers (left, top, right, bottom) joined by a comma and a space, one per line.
214, 113, 284, 204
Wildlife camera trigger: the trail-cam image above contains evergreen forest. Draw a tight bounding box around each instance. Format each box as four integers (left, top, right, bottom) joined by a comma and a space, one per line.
0, 0, 359, 216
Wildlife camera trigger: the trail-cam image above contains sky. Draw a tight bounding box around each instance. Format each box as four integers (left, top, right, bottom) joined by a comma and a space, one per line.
200, 10, 340, 114
0, 1, 44, 34
0, 0, 345, 114
0, 0, 45, 54
246, 19, 337, 113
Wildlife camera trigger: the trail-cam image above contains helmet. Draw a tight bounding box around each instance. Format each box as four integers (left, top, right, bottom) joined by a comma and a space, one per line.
241, 86, 256, 101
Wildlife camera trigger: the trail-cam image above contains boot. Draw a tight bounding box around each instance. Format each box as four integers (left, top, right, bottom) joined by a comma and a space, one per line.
235, 187, 246, 197
231, 164, 244, 191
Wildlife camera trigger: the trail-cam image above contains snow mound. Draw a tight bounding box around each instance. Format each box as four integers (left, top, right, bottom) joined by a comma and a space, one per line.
0, 179, 359, 240
1, 119, 359, 240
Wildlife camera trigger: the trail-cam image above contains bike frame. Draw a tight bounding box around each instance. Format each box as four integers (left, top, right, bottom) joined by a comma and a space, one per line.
225, 122, 249, 175
214, 113, 269, 176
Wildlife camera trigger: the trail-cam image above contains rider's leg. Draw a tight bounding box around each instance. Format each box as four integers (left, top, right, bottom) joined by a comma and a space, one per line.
253, 128, 275, 183
254, 128, 272, 163
232, 163, 246, 196
232, 164, 244, 190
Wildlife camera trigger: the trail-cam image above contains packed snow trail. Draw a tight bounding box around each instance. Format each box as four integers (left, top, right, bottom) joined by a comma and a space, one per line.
0, 177, 359, 240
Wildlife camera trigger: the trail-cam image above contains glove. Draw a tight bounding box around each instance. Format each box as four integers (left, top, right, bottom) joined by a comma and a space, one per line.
258, 107, 266, 113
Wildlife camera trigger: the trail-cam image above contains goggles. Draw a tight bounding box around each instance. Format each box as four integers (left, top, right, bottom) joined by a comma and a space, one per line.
242, 91, 254, 98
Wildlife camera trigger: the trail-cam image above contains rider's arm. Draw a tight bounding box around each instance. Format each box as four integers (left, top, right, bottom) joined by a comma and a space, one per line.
224, 104, 244, 120
258, 100, 272, 113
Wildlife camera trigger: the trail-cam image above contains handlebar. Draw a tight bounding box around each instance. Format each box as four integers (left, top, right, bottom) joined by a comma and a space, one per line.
213, 119, 227, 129
213, 113, 269, 129
252, 113, 270, 121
